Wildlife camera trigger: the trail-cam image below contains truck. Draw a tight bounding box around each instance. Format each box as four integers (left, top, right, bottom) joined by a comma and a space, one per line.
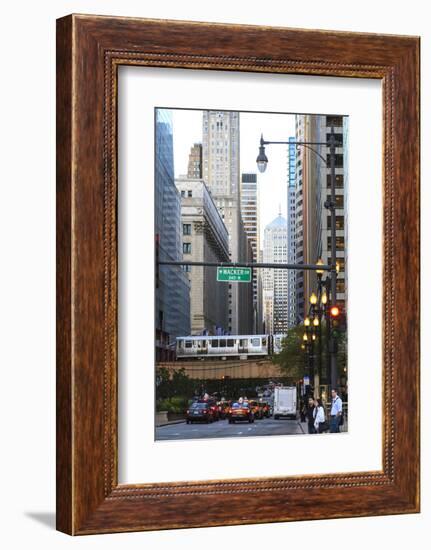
273, 386, 297, 419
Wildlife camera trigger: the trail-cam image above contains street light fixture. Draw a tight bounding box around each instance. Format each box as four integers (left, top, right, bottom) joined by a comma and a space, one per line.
316, 258, 324, 275
309, 292, 318, 305
256, 135, 268, 173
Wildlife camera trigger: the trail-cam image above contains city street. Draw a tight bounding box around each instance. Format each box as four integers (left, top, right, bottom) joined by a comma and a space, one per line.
156, 417, 305, 440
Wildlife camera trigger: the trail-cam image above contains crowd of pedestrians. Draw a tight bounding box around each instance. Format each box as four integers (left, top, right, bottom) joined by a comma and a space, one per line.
300, 389, 344, 434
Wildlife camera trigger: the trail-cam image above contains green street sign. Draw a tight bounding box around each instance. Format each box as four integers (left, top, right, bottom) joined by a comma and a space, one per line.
217, 266, 252, 283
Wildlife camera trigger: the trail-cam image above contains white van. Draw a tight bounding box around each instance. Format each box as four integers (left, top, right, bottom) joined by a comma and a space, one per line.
273, 386, 297, 419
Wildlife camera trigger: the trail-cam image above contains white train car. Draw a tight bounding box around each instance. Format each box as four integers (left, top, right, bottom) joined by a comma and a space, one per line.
176, 334, 285, 360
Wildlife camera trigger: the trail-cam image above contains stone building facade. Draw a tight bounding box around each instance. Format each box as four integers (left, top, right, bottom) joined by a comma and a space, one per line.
175, 178, 230, 335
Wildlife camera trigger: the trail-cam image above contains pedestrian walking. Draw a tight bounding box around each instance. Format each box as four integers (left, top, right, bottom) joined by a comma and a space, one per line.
299, 399, 306, 423
313, 398, 328, 433
306, 396, 316, 434
329, 388, 343, 433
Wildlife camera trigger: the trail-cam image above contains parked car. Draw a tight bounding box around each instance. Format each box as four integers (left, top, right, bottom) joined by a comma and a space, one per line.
228, 402, 254, 423
186, 402, 215, 424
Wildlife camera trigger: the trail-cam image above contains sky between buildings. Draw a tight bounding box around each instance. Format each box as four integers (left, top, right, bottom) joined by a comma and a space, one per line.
171, 109, 296, 240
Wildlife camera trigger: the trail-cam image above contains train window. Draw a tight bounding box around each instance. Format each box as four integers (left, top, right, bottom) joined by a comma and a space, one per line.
262, 337, 267, 346
220, 339, 226, 347
227, 339, 234, 347
211, 340, 219, 347
185, 340, 193, 348
240, 339, 248, 347
178, 340, 183, 348
251, 338, 260, 347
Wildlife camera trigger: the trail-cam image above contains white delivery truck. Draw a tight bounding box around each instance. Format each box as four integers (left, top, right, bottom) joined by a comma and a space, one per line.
273, 386, 297, 419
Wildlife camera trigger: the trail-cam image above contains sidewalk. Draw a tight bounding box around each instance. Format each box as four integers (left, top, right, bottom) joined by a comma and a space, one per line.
156, 418, 186, 428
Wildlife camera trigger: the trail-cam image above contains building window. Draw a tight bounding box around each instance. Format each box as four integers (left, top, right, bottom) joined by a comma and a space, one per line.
336, 258, 345, 272
183, 243, 192, 254
326, 216, 345, 230
326, 194, 344, 208
327, 174, 344, 188
187, 190, 193, 197
327, 236, 345, 251
183, 223, 192, 235
180, 190, 186, 197
326, 154, 344, 168
182, 264, 191, 273
326, 115, 343, 127
336, 281, 345, 294
326, 133, 343, 146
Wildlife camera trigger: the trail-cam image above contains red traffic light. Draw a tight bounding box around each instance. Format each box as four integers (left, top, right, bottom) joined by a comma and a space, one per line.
330, 305, 340, 317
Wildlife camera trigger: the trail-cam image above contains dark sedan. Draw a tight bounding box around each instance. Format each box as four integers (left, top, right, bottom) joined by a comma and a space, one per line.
186, 402, 215, 424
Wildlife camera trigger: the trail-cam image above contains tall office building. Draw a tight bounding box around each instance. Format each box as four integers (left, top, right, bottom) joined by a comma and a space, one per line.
175, 177, 230, 335
187, 143, 202, 179
314, 115, 347, 310
294, 115, 320, 321
287, 138, 297, 327
294, 114, 347, 320
155, 109, 191, 359
262, 214, 289, 334
202, 111, 253, 335
240, 172, 261, 333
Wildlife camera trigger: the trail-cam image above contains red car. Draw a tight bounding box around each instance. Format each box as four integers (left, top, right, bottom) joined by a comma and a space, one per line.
198, 399, 220, 420
228, 402, 254, 423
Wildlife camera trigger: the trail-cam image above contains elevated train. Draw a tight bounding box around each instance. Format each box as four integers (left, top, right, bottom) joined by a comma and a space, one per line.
176, 334, 285, 360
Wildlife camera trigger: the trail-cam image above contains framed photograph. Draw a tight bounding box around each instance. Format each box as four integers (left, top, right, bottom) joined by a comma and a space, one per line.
56, 14, 420, 535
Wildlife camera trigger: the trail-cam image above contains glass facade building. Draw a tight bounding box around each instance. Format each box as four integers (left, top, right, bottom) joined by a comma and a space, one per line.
155, 109, 190, 357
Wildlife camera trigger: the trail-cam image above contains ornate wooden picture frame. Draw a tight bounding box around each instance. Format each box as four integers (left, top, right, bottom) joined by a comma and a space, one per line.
56, 14, 420, 535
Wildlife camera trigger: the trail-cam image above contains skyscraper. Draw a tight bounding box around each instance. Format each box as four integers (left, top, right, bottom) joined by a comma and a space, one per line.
287, 138, 297, 327
294, 114, 347, 319
155, 109, 191, 359
262, 214, 289, 334
202, 111, 252, 334
314, 115, 347, 310
187, 143, 202, 179
240, 172, 261, 333
294, 115, 320, 321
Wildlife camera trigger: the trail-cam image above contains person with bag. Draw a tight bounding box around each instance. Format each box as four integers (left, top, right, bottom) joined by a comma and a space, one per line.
313, 398, 328, 433
329, 388, 343, 433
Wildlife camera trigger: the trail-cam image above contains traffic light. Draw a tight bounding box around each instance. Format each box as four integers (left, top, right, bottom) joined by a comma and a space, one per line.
330, 304, 347, 331
330, 304, 341, 339
330, 305, 340, 318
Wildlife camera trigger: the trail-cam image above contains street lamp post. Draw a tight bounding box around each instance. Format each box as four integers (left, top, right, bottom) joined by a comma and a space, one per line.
327, 129, 338, 391
257, 128, 340, 390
